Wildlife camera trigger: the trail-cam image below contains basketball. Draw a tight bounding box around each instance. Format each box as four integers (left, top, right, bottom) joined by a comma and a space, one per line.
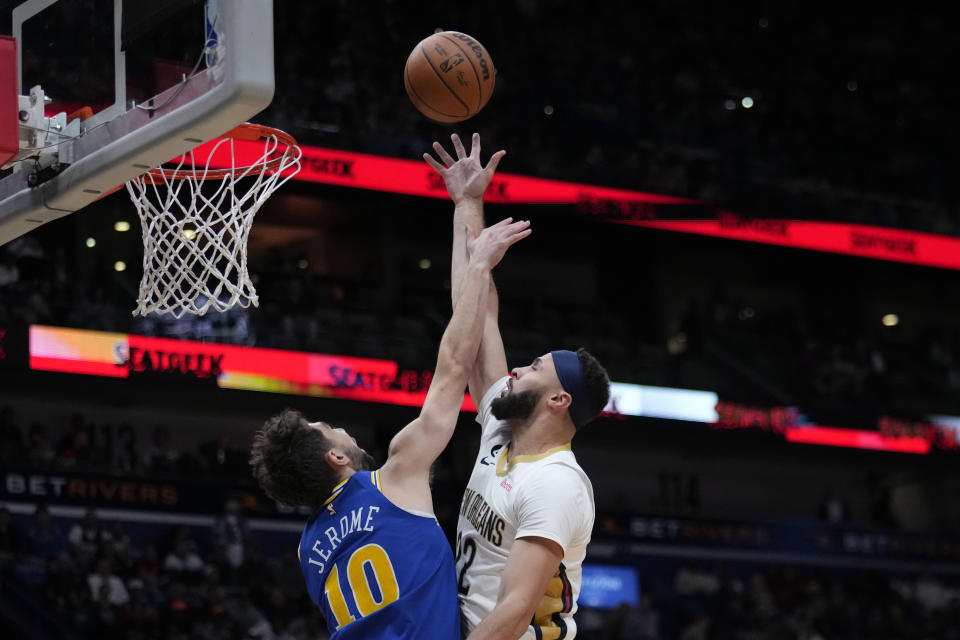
404, 31, 496, 123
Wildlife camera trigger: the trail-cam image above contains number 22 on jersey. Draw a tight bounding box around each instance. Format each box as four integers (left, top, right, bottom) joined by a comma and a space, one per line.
324, 544, 400, 629
455, 532, 477, 595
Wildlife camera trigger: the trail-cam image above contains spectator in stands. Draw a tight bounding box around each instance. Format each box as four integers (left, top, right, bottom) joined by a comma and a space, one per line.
143, 425, 181, 472
164, 537, 205, 575
12, 509, 958, 640
135, 543, 161, 584
22, 280, 54, 324
165, 580, 196, 634
27, 503, 68, 559
869, 476, 898, 528
69, 508, 111, 565
111, 423, 139, 474
0, 251, 19, 287
108, 521, 134, 572
674, 565, 721, 596
124, 578, 161, 637
621, 595, 660, 640
0, 505, 22, 566
0, 405, 23, 460
198, 432, 247, 474
45, 551, 89, 627
56, 414, 94, 468
747, 572, 779, 621
818, 487, 850, 525
211, 498, 248, 570
224, 592, 276, 639
26, 422, 56, 467
87, 557, 130, 607
87, 582, 122, 640
677, 610, 711, 640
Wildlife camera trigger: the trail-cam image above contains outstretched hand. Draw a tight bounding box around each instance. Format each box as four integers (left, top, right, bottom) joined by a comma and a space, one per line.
423, 133, 506, 204
466, 217, 531, 271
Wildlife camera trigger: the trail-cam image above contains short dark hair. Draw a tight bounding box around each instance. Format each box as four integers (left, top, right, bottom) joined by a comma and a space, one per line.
576, 348, 611, 423
249, 409, 339, 509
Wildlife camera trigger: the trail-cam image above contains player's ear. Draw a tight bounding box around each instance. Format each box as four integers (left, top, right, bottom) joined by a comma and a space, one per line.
547, 389, 572, 412
325, 447, 351, 470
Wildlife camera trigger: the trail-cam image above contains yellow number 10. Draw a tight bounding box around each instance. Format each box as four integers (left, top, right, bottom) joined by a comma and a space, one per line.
324, 544, 400, 629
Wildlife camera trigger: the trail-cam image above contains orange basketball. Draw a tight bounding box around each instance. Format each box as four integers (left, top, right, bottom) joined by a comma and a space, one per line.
404, 31, 496, 123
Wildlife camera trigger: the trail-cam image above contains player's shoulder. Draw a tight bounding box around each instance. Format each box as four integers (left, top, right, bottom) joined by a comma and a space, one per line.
307, 472, 378, 519
523, 454, 593, 496
341, 469, 378, 494
529, 444, 588, 473
513, 455, 596, 532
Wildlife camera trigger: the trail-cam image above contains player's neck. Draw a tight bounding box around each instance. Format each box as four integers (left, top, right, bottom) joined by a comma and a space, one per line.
331, 468, 358, 491
506, 416, 572, 460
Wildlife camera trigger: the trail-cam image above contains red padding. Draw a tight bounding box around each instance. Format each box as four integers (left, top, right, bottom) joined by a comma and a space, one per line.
0, 36, 17, 167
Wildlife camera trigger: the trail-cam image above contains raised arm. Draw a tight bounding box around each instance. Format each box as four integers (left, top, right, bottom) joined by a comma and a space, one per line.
379, 218, 531, 510
424, 133, 509, 405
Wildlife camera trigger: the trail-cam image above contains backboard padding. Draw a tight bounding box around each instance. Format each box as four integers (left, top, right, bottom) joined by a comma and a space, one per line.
0, 36, 16, 167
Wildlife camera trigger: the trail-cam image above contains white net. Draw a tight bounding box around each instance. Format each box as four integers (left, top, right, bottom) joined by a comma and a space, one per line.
126, 133, 302, 318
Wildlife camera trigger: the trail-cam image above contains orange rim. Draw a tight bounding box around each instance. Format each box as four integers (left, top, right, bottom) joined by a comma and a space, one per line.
144, 123, 299, 183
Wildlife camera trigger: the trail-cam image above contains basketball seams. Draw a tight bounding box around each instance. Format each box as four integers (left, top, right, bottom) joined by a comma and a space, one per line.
404, 31, 494, 122
419, 43, 471, 117
437, 34, 483, 112
405, 63, 461, 121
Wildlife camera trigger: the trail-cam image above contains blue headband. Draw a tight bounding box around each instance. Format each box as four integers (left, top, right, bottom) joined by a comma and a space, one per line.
551, 350, 592, 428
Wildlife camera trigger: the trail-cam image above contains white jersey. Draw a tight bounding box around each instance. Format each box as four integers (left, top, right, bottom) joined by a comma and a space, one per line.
457, 377, 595, 640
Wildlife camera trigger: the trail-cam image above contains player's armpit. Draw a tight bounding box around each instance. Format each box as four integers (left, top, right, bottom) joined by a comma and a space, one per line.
379, 378, 468, 513
383, 365, 469, 473
465, 536, 564, 640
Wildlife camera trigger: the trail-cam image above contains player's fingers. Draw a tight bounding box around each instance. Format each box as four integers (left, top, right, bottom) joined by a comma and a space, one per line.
485, 150, 506, 174
505, 221, 532, 237
470, 132, 481, 159
451, 133, 467, 159
503, 219, 531, 233
484, 218, 522, 247
433, 141, 455, 166
423, 153, 445, 173
504, 227, 532, 247
495, 221, 530, 245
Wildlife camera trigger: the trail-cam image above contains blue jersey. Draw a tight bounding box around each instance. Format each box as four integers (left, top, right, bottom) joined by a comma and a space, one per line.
298, 470, 460, 639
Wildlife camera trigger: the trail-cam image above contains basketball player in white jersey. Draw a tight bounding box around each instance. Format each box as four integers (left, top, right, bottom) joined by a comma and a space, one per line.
425, 134, 611, 640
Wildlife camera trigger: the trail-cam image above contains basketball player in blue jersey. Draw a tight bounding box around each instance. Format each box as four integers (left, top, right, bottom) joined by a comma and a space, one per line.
249, 217, 532, 640
425, 134, 611, 640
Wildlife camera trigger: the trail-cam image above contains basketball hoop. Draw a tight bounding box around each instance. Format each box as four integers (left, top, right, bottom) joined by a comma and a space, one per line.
126, 123, 302, 318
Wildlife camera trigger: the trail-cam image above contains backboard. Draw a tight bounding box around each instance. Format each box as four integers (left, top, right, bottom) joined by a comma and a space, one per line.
0, 0, 275, 245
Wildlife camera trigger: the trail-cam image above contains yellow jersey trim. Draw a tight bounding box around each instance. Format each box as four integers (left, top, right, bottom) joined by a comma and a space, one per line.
322, 476, 350, 507
495, 442, 572, 476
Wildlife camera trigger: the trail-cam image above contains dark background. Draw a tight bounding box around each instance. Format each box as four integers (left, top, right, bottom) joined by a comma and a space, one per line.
1, 1, 959, 639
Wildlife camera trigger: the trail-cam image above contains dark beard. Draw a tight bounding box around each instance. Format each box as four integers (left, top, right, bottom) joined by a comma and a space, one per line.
490, 389, 541, 422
